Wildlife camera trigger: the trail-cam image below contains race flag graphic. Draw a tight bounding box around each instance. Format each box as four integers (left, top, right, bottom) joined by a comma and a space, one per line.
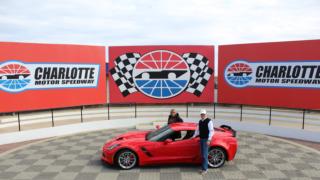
109, 53, 141, 97
182, 53, 214, 96
110, 50, 213, 98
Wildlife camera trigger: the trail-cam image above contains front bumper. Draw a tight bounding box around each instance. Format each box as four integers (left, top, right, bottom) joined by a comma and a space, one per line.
101, 149, 114, 165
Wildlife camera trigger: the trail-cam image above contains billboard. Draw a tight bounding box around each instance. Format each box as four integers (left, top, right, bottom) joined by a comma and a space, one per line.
0, 42, 107, 113
218, 39, 320, 110
109, 46, 214, 103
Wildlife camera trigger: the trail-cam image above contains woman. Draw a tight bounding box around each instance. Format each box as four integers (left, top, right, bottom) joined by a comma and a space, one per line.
168, 109, 183, 124
167, 109, 183, 140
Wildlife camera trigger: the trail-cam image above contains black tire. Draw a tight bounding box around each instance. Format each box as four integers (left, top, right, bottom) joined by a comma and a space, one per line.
208, 147, 227, 168
115, 149, 138, 170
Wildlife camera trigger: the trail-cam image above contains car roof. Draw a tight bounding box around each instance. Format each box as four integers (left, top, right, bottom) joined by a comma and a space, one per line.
169, 122, 197, 131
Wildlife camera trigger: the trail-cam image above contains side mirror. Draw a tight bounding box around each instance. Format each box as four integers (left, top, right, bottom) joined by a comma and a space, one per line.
155, 125, 160, 130
164, 139, 173, 144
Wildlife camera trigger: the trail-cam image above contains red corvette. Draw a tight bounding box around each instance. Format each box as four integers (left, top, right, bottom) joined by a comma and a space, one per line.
101, 122, 237, 169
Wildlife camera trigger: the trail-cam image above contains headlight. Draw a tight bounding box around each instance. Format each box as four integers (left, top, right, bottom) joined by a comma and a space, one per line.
107, 144, 120, 150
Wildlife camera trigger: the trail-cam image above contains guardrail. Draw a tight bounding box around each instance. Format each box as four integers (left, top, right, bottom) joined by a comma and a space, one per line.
1, 103, 320, 134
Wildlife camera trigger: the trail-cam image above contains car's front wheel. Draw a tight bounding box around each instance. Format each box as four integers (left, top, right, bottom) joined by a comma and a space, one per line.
115, 149, 137, 170
208, 147, 226, 168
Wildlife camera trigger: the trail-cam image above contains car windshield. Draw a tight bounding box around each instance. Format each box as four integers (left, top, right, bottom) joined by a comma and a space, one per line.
146, 125, 173, 142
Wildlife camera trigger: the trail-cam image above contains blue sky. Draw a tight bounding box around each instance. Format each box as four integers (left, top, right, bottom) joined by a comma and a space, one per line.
0, 0, 319, 67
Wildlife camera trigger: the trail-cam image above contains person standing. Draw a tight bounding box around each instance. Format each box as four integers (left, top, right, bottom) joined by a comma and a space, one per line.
167, 109, 183, 140
167, 109, 183, 124
192, 109, 214, 175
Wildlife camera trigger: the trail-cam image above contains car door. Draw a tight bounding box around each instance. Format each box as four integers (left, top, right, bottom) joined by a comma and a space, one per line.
140, 141, 170, 164
163, 130, 200, 162
148, 130, 200, 163
139, 127, 175, 164
164, 136, 200, 163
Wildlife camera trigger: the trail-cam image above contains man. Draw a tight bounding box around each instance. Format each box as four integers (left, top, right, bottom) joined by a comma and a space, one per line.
168, 109, 183, 140
192, 109, 214, 175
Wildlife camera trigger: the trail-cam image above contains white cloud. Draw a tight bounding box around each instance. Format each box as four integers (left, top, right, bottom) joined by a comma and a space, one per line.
1, 0, 319, 44
0, 0, 319, 69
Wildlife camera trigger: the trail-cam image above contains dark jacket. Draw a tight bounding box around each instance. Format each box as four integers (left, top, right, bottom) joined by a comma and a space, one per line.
168, 113, 183, 140
199, 118, 211, 139
168, 113, 183, 124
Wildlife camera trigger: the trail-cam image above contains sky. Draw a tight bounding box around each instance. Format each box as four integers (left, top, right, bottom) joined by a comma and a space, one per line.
0, 0, 319, 68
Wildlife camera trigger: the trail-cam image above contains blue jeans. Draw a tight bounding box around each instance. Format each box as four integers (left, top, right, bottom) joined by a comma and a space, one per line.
200, 138, 208, 171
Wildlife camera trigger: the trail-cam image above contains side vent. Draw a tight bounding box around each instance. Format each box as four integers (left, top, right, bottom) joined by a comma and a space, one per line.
140, 147, 152, 157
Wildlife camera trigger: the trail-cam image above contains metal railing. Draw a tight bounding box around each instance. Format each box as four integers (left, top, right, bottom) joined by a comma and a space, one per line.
1, 103, 320, 134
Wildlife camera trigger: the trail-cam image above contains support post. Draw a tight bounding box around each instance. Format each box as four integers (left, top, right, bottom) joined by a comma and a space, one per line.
302, 109, 305, 129
18, 112, 21, 131
240, 104, 243, 121
186, 103, 189, 118
51, 109, 54, 127
269, 107, 272, 126
107, 104, 110, 120
134, 103, 137, 118
213, 103, 216, 119
81, 106, 83, 123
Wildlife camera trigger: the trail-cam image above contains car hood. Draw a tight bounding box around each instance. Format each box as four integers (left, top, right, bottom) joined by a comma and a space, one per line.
105, 130, 150, 145
116, 131, 149, 140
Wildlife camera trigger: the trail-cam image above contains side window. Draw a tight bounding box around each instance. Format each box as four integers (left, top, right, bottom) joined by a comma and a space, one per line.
184, 130, 195, 140
167, 130, 195, 141
158, 130, 174, 142
174, 131, 187, 141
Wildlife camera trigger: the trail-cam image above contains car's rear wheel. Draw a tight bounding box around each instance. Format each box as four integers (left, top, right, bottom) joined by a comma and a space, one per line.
115, 149, 137, 170
208, 147, 226, 168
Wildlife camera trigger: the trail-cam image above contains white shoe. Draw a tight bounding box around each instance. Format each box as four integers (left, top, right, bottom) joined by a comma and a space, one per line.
201, 170, 208, 175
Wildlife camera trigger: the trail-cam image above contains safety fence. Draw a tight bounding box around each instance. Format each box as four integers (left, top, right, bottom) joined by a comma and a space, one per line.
1, 103, 320, 134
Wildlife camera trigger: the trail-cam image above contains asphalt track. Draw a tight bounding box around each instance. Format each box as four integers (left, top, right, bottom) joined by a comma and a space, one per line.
0, 128, 320, 180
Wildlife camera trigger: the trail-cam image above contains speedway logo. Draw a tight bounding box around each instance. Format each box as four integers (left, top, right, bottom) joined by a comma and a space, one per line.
225, 60, 320, 88
0, 60, 100, 93
110, 50, 213, 99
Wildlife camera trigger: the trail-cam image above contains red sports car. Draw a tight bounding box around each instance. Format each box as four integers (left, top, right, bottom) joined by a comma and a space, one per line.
101, 122, 237, 169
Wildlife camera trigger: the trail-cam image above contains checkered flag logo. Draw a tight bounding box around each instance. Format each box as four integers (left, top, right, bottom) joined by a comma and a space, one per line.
182, 53, 214, 96
110, 52, 213, 97
109, 53, 141, 97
